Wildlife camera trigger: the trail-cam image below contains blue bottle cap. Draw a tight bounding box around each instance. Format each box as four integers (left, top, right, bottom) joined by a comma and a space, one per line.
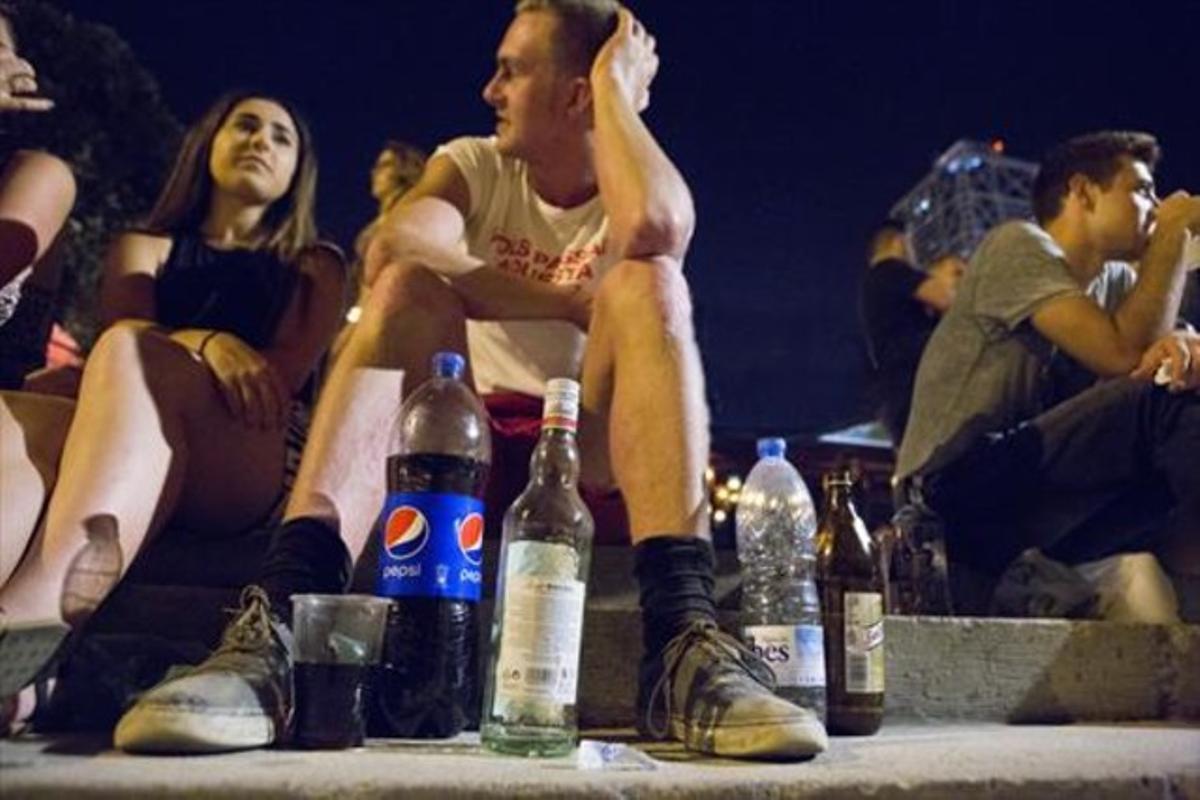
432, 351, 465, 379
756, 437, 786, 459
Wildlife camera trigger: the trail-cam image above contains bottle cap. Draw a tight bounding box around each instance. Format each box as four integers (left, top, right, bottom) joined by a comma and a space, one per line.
543, 377, 581, 431
432, 351, 465, 379
756, 437, 786, 459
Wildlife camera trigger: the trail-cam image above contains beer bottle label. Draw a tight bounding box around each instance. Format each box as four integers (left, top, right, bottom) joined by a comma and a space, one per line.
494, 541, 586, 711
744, 624, 826, 689
843, 591, 885, 694
374, 491, 484, 601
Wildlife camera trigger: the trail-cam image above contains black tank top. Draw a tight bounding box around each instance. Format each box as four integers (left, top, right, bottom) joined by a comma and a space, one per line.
154, 233, 298, 349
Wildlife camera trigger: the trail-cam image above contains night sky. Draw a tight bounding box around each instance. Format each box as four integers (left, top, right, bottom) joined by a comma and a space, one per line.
55, 0, 1200, 436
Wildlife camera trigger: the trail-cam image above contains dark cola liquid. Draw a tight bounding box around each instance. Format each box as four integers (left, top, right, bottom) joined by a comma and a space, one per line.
293, 662, 370, 749
370, 452, 489, 738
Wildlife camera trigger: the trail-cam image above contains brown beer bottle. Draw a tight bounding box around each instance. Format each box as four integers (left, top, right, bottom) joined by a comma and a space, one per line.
816, 470, 884, 735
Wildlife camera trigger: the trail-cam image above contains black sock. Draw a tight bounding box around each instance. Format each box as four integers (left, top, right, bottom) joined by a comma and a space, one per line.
634, 536, 718, 674
257, 517, 353, 624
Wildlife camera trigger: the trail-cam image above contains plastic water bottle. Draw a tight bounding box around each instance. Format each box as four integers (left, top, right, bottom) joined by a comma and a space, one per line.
481, 378, 594, 757
370, 351, 492, 738
735, 437, 825, 720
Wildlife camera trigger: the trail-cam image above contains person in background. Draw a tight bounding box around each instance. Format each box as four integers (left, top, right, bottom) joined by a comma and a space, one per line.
895, 131, 1200, 622
859, 219, 963, 445
332, 141, 428, 359
0, 91, 345, 723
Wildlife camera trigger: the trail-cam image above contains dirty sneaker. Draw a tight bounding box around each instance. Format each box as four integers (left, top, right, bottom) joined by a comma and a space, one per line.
638, 620, 827, 760
114, 586, 293, 753
0, 609, 70, 702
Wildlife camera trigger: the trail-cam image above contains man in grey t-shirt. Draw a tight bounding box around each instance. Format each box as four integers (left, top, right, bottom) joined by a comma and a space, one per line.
897, 130, 1200, 581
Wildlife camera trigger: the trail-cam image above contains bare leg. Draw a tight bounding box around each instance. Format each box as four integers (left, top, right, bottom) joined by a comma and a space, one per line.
580, 258, 710, 542
0, 151, 75, 288
0, 392, 74, 586
284, 263, 468, 557
0, 324, 286, 625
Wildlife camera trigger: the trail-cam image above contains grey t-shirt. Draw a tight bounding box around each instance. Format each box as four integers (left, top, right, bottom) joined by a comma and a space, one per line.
895, 221, 1135, 479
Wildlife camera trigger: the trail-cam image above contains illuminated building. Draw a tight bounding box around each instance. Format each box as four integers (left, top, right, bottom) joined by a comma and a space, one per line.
891, 139, 1037, 266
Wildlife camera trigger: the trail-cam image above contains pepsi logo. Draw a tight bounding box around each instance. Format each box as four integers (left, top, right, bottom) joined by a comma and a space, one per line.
384, 506, 428, 561
457, 512, 484, 566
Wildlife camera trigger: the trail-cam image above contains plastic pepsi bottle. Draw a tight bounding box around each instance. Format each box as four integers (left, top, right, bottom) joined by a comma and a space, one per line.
735, 437, 826, 722
481, 378, 593, 757
370, 351, 492, 738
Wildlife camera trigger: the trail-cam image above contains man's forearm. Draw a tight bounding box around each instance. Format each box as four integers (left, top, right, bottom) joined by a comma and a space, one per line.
374, 196, 580, 327
592, 79, 694, 262
449, 267, 580, 325
1115, 225, 1188, 350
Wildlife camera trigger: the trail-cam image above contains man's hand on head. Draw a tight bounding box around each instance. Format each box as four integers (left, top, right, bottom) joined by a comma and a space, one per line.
590, 7, 659, 113
1130, 330, 1200, 393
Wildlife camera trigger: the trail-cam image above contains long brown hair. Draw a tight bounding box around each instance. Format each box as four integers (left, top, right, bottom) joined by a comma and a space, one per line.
144, 90, 319, 262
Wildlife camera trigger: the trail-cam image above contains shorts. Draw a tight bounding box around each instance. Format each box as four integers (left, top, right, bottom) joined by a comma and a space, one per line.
483, 392, 629, 545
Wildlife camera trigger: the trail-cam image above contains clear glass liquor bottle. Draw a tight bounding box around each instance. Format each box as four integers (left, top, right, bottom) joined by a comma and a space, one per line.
481, 378, 594, 757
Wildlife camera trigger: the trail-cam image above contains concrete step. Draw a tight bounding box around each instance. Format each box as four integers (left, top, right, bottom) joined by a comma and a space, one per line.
2, 723, 1198, 799
80, 541, 1200, 730
85, 585, 1200, 731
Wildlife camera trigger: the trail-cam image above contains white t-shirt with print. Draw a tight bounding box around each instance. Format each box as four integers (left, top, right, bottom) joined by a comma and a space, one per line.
434, 136, 616, 397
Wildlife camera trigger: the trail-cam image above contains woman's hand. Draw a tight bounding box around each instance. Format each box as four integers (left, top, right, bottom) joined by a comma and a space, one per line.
199, 331, 289, 429
0, 42, 54, 113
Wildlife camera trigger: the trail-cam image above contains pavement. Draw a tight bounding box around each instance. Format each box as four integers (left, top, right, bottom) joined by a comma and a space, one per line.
2, 723, 1198, 799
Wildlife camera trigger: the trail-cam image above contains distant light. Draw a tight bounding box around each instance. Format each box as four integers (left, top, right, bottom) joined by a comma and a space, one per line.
346, 305, 362, 323
713, 509, 727, 524
990, 138, 1005, 154
727, 476, 742, 490
916, 197, 932, 214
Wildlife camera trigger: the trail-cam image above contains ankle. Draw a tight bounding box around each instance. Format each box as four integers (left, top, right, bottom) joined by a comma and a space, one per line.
634, 536, 718, 684
257, 517, 352, 623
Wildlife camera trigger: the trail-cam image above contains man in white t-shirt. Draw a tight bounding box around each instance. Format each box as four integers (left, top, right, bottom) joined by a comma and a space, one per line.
116, 0, 827, 760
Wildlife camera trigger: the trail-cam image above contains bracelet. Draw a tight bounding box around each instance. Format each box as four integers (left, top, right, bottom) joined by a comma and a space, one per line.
197, 330, 221, 360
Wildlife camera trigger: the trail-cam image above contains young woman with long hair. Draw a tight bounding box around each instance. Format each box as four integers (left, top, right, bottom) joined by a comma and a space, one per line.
0, 91, 346, 707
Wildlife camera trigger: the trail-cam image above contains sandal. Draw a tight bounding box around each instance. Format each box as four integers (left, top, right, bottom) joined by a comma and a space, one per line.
0, 615, 71, 700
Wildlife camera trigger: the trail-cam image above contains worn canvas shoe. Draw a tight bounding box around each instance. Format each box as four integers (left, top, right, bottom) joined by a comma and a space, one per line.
638, 620, 827, 760
0, 611, 70, 702
114, 586, 293, 754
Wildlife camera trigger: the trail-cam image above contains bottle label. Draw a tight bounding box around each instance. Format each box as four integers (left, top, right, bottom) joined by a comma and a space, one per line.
542, 379, 580, 433
494, 543, 586, 708
744, 624, 825, 688
843, 591, 884, 693
374, 491, 484, 601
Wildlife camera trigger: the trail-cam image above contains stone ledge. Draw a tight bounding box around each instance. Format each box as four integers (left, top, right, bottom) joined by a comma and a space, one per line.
579, 611, 1200, 728
1, 724, 1197, 799
87, 585, 1200, 729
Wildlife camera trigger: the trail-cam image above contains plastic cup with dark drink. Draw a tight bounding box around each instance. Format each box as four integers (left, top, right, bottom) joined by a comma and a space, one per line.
291, 593, 390, 749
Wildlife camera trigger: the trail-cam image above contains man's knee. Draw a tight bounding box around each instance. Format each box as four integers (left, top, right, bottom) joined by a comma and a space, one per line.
362, 262, 463, 324
594, 257, 694, 340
